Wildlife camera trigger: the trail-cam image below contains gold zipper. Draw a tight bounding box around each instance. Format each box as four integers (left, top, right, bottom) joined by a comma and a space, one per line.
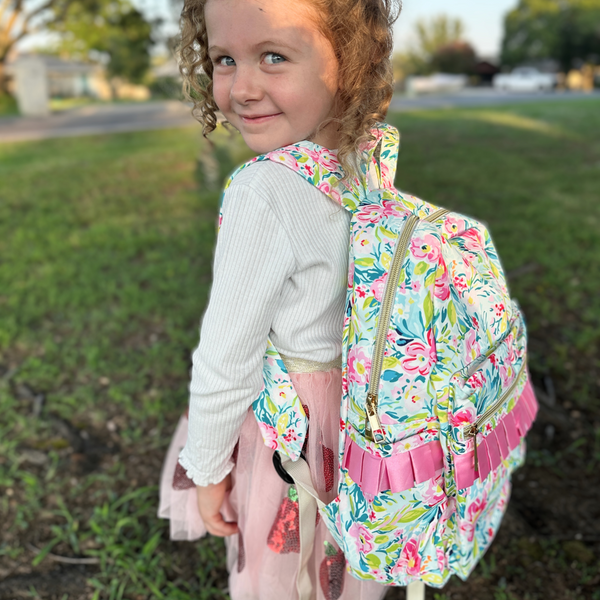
463, 358, 528, 474
365, 207, 450, 443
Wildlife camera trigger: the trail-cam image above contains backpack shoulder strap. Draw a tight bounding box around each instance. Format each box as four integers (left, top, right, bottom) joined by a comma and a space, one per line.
223, 122, 401, 214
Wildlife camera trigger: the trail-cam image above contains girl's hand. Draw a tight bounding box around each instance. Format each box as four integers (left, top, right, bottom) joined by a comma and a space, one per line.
196, 474, 238, 537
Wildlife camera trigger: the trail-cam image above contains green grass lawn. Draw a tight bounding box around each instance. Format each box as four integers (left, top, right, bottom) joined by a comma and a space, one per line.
0, 93, 19, 117
0, 100, 599, 600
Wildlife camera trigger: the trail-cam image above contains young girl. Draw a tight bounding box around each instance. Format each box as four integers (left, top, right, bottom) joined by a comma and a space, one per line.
159, 0, 400, 598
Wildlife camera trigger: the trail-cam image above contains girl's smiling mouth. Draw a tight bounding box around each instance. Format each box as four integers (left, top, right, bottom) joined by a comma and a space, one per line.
239, 113, 283, 125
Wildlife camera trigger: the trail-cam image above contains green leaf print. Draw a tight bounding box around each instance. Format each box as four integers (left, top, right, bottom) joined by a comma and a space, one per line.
267, 396, 278, 414
363, 296, 376, 309
355, 257, 375, 267
374, 535, 389, 544
414, 261, 428, 275
382, 356, 399, 370
424, 271, 436, 289
423, 292, 433, 325
365, 553, 381, 568
448, 300, 457, 326
399, 508, 427, 523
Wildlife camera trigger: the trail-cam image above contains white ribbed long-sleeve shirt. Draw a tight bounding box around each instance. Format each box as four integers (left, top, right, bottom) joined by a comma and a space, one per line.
178, 160, 351, 486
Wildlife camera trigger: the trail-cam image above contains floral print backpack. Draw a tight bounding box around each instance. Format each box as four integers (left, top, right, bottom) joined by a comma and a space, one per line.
224, 122, 538, 591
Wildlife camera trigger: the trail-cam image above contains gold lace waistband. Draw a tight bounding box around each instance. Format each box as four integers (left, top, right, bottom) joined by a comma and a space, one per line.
279, 353, 343, 373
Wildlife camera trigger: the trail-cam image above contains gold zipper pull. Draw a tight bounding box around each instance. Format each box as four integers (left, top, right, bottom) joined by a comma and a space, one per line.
366, 392, 385, 444
464, 424, 480, 476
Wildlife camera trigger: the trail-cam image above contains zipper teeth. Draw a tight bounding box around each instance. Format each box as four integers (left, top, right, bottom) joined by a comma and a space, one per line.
366, 207, 451, 425
368, 214, 420, 395
461, 316, 522, 383
465, 358, 528, 437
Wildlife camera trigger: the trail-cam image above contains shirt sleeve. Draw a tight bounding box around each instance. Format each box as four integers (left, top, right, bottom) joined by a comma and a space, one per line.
178, 182, 296, 486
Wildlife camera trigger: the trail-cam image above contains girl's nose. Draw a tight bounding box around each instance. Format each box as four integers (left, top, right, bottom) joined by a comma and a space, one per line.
229, 65, 263, 105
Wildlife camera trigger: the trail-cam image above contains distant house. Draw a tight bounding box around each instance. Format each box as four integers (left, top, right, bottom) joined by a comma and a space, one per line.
8, 53, 150, 116
9, 54, 109, 98
475, 60, 500, 85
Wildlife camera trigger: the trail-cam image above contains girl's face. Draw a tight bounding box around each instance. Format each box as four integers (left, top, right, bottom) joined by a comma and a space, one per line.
205, 0, 340, 153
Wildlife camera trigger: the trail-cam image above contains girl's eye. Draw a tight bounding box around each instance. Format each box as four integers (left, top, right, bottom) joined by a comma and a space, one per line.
264, 53, 285, 65
217, 56, 235, 67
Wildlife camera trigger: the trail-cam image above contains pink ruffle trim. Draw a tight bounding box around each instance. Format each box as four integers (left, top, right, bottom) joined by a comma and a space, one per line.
453, 378, 538, 489
343, 378, 538, 496
342, 433, 444, 497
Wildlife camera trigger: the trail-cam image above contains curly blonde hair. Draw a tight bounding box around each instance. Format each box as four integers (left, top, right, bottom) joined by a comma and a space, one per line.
179, 0, 401, 174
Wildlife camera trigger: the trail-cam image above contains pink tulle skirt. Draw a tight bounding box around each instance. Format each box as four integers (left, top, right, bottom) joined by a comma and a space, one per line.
158, 368, 388, 600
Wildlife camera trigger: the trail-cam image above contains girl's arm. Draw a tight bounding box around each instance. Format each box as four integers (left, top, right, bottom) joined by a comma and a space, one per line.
178, 181, 295, 488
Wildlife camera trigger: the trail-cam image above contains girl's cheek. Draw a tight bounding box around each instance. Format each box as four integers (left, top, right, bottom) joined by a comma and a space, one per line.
212, 76, 230, 111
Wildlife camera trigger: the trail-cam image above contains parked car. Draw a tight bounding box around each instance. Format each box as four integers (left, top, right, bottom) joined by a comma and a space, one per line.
493, 67, 556, 92
406, 73, 468, 95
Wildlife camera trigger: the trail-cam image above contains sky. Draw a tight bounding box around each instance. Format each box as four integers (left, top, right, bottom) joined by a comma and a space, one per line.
19, 0, 519, 59
394, 0, 518, 58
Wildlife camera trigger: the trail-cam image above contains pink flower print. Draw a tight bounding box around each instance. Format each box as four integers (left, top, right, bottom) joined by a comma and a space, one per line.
371, 273, 388, 302
462, 497, 488, 542
410, 234, 440, 263
386, 328, 399, 345
379, 160, 392, 187
347, 346, 371, 385
370, 567, 387, 582
499, 364, 510, 386
444, 216, 466, 236
355, 285, 367, 299
401, 341, 434, 376
465, 329, 481, 362
356, 204, 384, 224
339, 418, 345, 432
269, 151, 299, 171
382, 199, 407, 218
472, 316, 479, 328
396, 538, 422, 576
449, 407, 475, 429
258, 422, 279, 450
329, 186, 342, 206
411, 280, 421, 293
493, 302, 505, 317
422, 474, 446, 506
304, 164, 314, 176
401, 330, 436, 376
283, 429, 298, 443
468, 370, 486, 389
436, 547, 447, 573
347, 260, 355, 287
318, 180, 341, 205
434, 260, 450, 301
462, 228, 484, 252
307, 147, 340, 172
489, 353, 497, 366
453, 274, 468, 291
348, 522, 375, 555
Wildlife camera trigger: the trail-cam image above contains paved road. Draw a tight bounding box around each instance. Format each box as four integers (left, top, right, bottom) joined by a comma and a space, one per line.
1, 91, 599, 143
0, 100, 195, 143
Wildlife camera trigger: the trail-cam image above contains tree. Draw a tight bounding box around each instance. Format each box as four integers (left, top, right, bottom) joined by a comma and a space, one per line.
395, 14, 469, 75
0, 0, 74, 93
501, 0, 600, 71
431, 41, 477, 75
50, 0, 157, 83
